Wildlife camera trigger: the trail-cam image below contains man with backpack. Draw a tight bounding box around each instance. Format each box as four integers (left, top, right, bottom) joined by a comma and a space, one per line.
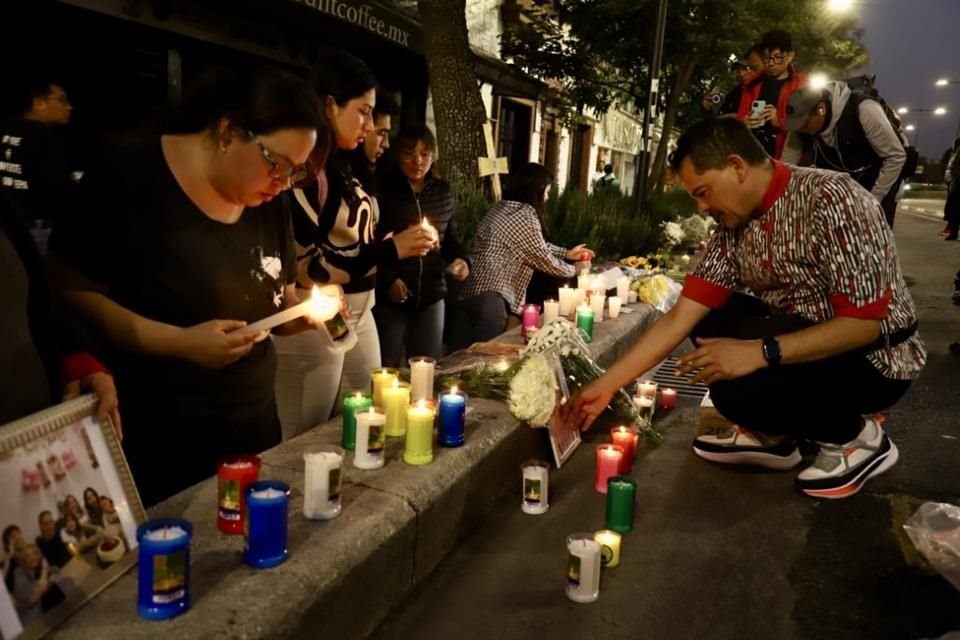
594, 164, 621, 193
781, 80, 907, 227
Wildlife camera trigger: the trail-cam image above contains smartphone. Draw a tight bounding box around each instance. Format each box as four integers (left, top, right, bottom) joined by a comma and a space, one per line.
750, 100, 767, 118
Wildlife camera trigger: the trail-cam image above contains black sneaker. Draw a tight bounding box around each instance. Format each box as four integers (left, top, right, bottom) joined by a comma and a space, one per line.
693, 426, 801, 470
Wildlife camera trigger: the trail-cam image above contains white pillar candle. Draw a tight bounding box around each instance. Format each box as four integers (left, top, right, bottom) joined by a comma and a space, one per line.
577, 273, 592, 291
353, 408, 386, 470
236, 285, 334, 335
543, 299, 560, 325
575, 288, 587, 309
521, 460, 550, 515
616, 276, 630, 302
633, 395, 654, 421
608, 296, 622, 318
303, 448, 344, 520
636, 379, 658, 400
589, 292, 605, 323
408, 357, 436, 403
558, 286, 577, 316
627, 290, 638, 304
566, 534, 602, 603
594, 529, 623, 569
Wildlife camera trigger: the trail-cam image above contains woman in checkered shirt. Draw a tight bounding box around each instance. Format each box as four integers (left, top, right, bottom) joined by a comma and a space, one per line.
447, 163, 591, 351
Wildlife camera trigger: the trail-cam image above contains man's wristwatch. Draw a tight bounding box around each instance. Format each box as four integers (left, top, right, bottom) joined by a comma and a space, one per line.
761, 336, 782, 367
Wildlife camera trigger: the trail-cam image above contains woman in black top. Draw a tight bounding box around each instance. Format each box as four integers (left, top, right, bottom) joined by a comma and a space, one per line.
51, 67, 324, 506
375, 125, 470, 366
275, 51, 433, 437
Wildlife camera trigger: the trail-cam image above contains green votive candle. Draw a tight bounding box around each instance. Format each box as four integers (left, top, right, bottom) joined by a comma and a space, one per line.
576, 305, 595, 343
605, 476, 637, 533
342, 391, 373, 450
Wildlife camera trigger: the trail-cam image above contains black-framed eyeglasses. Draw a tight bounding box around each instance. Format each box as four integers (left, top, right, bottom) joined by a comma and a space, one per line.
765, 53, 787, 64
247, 131, 310, 185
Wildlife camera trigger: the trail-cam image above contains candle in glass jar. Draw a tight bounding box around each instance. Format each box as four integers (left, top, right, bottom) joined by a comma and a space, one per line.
577, 273, 592, 291
243, 481, 290, 568
521, 304, 540, 341
521, 459, 549, 515
610, 426, 638, 474
137, 519, 192, 620
627, 290, 638, 304
543, 299, 560, 325
605, 476, 637, 533
589, 291, 605, 323
438, 387, 467, 447
576, 306, 595, 343
660, 388, 678, 410
342, 391, 373, 450
566, 533, 601, 604
383, 379, 411, 437
608, 296, 622, 319
404, 400, 436, 465
575, 287, 587, 309
633, 395, 654, 421
408, 357, 436, 403
303, 448, 343, 520
558, 286, 577, 316
354, 407, 386, 470
616, 276, 630, 302
370, 367, 399, 408
637, 379, 658, 400
594, 529, 622, 569
217, 455, 261, 535
594, 444, 624, 493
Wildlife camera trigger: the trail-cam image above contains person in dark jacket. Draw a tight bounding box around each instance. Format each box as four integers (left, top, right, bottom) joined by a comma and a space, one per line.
375, 125, 470, 365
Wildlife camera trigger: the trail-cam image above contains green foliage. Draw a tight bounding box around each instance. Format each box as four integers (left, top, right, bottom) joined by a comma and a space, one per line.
450, 181, 491, 253
544, 187, 696, 261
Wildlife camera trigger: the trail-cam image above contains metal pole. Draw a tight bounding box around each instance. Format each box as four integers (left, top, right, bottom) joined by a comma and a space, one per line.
635, 0, 669, 217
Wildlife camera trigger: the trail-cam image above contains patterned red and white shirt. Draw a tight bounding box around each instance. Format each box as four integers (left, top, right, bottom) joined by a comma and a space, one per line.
682, 162, 926, 380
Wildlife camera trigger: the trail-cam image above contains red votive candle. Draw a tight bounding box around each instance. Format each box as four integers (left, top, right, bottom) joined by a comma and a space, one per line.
217, 455, 262, 534
610, 426, 638, 473
594, 444, 624, 494
660, 388, 678, 410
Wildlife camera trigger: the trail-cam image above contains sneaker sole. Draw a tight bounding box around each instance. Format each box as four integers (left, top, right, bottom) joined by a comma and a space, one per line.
799, 440, 899, 499
693, 445, 802, 471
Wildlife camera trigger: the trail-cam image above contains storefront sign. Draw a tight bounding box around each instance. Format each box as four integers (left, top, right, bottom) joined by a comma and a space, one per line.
289, 0, 422, 51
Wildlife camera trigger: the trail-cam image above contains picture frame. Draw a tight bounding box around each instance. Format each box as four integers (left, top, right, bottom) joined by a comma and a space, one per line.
0, 395, 146, 640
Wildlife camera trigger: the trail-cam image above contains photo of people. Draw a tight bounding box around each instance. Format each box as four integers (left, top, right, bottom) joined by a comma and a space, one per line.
0, 416, 139, 640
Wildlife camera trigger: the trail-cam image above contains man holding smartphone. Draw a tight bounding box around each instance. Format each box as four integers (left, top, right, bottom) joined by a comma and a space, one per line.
737, 30, 807, 159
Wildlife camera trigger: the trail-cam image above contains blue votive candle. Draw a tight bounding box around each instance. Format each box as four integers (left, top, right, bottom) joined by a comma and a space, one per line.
438, 387, 467, 447
137, 518, 192, 620
243, 480, 290, 569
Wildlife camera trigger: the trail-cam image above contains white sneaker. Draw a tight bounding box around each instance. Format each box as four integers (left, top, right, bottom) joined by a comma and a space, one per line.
797, 417, 899, 499
693, 426, 802, 470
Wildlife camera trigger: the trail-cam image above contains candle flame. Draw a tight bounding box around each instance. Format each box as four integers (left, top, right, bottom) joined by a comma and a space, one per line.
495, 359, 509, 372
417, 399, 427, 409
391, 378, 399, 389
355, 392, 363, 400
450, 385, 459, 395
306, 285, 338, 321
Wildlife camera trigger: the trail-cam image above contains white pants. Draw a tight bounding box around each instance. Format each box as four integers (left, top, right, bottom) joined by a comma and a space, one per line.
273, 290, 381, 441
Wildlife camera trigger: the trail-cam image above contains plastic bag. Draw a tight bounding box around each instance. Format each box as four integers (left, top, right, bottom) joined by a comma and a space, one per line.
903, 502, 960, 591
634, 274, 683, 313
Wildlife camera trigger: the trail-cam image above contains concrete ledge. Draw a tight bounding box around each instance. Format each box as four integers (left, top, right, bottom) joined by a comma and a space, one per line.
50, 304, 659, 640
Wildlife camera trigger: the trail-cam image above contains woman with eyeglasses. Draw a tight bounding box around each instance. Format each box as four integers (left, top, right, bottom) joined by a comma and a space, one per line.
50, 66, 324, 506
274, 51, 434, 439
374, 124, 470, 367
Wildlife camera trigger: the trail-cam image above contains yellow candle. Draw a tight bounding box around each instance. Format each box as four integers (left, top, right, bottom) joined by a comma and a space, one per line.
370, 367, 399, 408
382, 379, 411, 437
403, 400, 436, 465
594, 529, 622, 568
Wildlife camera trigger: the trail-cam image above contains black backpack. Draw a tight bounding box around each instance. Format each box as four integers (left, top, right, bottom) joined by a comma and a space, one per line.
844, 75, 917, 181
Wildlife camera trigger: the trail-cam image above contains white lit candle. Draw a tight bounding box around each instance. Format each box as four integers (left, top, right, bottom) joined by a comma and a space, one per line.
237, 285, 336, 335
558, 286, 577, 316
543, 299, 560, 325
577, 273, 592, 291
409, 357, 436, 403
303, 448, 343, 520
608, 296, 622, 319
566, 534, 602, 603
633, 395, 654, 421
521, 460, 549, 515
354, 408, 386, 470
421, 217, 439, 244
637, 379, 658, 400
589, 291, 605, 323
575, 288, 587, 309
594, 529, 622, 569
616, 276, 630, 302
142, 526, 189, 542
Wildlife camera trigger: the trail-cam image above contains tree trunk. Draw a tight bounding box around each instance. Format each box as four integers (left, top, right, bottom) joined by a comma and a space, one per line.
650, 49, 701, 194
418, 0, 488, 186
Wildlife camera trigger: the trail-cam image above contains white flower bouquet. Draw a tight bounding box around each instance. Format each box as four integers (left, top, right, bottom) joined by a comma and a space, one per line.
679, 214, 712, 247
662, 221, 686, 248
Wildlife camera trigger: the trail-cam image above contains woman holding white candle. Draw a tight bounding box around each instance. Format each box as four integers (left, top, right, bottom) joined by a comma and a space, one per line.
375, 125, 471, 367
448, 163, 594, 351
51, 68, 324, 506
274, 52, 436, 440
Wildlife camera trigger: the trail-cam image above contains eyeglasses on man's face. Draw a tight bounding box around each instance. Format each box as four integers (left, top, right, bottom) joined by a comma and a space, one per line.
765, 53, 788, 65
247, 131, 311, 184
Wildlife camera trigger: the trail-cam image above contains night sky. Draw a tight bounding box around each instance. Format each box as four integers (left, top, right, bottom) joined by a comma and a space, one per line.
853, 0, 960, 162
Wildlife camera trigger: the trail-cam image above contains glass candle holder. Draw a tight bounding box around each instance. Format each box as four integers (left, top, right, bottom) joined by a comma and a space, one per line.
565, 532, 601, 603
608, 296, 622, 319
354, 407, 386, 470
594, 529, 622, 569
370, 367, 399, 408
610, 426, 638, 474
589, 291, 605, 323
594, 444, 623, 494
438, 387, 467, 447
543, 299, 560, 325
627, 290, 638, 304
521, 459, 550, 515
605, 475, 638, 533
660, 387, 678, 410
576, 306, 595, 343
636, 379, 658, 401
521, 303, 541, 342
558, 286, 576, 316
383, 380, 412, 437
633, 395, 654, 421
303, 446, 343, 520
404, 400, 436, 465
217, 455, 261, 535
243, 481, 290, 569
342, 391, 373, 450
137, 518, 192, 620
409, 356, 436, 403
616, 276, 630, 302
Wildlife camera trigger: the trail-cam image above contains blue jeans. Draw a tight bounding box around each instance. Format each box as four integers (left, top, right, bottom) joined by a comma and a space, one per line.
446, 292, 509, 353
375, 300, 445, 368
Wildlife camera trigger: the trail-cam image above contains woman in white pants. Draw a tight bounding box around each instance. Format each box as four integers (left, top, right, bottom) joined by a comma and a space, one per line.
274, 51, 433, 439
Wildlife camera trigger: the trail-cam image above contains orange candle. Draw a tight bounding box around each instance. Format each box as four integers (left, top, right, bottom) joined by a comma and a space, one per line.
610, 426, 638, 473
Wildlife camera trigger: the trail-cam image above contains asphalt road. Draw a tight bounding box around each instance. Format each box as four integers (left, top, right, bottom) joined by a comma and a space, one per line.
374, 209, 960, 640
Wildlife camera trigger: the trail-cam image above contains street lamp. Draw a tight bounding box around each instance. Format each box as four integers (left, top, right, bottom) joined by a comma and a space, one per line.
827, 0, 854, 11
905, 124, 919, 147
936, 78, 960, 87
897, 107, 948, 115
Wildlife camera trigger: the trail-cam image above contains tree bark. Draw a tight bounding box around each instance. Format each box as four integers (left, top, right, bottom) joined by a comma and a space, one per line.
418, 0, 488, 186
651, 48, 702, 194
